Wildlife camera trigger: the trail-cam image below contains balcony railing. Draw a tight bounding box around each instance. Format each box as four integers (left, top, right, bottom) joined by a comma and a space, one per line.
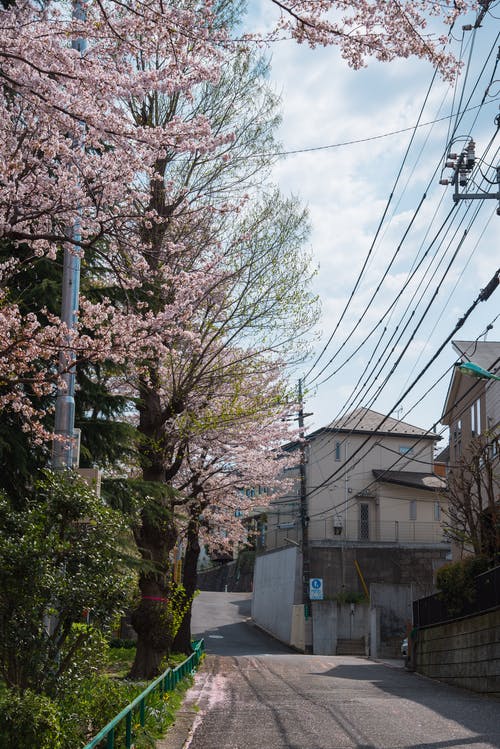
260, 518, 448, 551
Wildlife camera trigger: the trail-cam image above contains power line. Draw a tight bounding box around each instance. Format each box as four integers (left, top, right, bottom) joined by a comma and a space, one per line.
304, 27, 499, 391
303, 31, 500, 431
305, 268, 499, 499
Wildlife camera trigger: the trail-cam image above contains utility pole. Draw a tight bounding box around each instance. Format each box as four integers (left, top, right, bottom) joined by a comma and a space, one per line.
52, 1, 87, 469
298, 379, 312, 652
440, 132, 500, 214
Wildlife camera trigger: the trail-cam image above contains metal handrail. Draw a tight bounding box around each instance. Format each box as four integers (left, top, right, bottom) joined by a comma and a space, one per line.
83, 639, 205, 749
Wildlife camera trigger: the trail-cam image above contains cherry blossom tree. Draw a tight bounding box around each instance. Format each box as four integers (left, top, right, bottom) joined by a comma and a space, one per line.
263, 0, 467, 80
0, 0, 475, 680
167, 363, 297, 654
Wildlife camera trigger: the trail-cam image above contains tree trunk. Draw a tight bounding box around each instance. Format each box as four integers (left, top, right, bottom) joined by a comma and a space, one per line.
128, 463, 178, 679
172, 516, 200, 654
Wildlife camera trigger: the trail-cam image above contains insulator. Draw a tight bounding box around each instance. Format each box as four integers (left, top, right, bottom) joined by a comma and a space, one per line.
447, 153, 458, 160
445, 161, 456, 168
465, 139, 475, 170
439, 179, 449, 185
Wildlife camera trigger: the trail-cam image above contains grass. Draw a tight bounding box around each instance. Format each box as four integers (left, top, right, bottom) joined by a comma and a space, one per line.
106, 646, 136, 678
103, 645, 200, 748
106, 642, 195, 678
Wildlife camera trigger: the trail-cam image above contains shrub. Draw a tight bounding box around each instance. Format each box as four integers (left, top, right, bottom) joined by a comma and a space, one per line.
0, 689, 62, 749
58, 675, 136, 747
0, 470, 136, 692
436, 555, 491, 616
334, 590, 367, 604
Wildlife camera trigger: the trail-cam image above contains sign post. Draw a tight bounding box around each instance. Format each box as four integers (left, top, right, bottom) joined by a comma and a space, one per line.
309, 578, 323, 601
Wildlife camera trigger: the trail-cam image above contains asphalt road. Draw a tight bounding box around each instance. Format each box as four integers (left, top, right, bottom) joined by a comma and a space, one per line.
163, 592, 500, 749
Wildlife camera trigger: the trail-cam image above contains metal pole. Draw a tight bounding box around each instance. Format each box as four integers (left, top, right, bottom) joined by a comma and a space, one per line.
298, 379, 312, 652
52, 1, 86, 469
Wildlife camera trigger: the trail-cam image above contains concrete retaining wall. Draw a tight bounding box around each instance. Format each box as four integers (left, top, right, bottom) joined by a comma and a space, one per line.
415, 608, 500, 695
252, 546, 302, 645
197, 560, 253, 592
311, 601, 370, 655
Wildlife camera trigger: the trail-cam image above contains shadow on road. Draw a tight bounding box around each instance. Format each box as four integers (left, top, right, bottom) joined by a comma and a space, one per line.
198, 619, 296, 656
313, 661, 500, 748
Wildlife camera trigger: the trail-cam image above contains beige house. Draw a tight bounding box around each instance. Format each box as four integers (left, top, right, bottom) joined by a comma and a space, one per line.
442, 339, 500, 464
264, 407, 447, 552
253, 407, 451, 655
441, 340, 500, 559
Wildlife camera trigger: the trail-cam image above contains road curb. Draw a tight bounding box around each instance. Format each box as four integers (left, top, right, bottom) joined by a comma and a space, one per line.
156, 664, 211, 749
156, 708, 199, 749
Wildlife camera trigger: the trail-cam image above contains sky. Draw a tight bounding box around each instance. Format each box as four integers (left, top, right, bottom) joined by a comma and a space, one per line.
248, 1, 500, 443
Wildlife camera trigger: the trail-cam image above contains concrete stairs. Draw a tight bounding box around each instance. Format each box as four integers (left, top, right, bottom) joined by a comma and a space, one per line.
336, 637, 366, 656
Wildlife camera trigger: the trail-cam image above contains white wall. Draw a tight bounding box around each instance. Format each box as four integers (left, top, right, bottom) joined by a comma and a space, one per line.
251, 546, 301, 645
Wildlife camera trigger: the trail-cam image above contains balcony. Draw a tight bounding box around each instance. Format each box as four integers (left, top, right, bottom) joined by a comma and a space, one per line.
260, 517, 449, 551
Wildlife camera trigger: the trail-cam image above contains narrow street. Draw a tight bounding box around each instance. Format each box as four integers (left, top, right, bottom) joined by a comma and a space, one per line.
167, 592, 500, 749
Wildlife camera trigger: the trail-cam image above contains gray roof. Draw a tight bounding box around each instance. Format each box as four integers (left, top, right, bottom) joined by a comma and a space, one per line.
372, 469, 446, 492
452, 340, 500, 373
325, 407, 436, 439
435, 445, 450, 464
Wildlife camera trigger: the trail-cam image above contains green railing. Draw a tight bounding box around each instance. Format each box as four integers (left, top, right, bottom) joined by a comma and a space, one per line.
83, 639, 205, 749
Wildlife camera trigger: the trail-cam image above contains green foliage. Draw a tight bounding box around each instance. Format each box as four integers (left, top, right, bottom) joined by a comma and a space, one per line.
102, 477, 179, 518
0, 469, 136, 692
334, 590, 368, 604
0, 689, 62, 749
167, 584, 192, 639
106, 645, 137, 678
58, 624, 110, 686
58, 675, 136, 748
75, 362, 138, 469
236, 549, 255, 574
129, 678, 193, 749
0, 660, 195, 749
436, 555, 491, 616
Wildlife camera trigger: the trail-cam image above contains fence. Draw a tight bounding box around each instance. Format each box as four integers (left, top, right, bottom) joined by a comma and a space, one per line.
261, 518, 448, 551
83, 639, 205, 749
413, 565, 500, 627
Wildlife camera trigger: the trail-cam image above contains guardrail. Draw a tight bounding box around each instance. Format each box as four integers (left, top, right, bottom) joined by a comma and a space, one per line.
83, 639, 205, 749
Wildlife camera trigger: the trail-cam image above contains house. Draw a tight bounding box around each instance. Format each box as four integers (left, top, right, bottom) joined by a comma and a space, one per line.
263, 407, 446, 551
440, 340, 500, 559
442, 339, 500, 461
252, 408, 450, 655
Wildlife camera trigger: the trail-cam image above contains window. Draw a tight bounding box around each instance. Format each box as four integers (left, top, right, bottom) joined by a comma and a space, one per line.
335, 441, 341, 461
409, 500, 417, 521
453, 419, 462, 460
471, 399, 482, 437
399, 445, 414, 455
359, 503, 369, 540
434, 502, 441, 521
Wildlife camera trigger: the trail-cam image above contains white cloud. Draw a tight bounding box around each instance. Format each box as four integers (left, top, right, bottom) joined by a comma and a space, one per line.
249, 3, 500, 434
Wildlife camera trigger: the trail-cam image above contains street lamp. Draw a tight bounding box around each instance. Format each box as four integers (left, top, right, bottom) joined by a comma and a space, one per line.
457, 361, 500, 381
